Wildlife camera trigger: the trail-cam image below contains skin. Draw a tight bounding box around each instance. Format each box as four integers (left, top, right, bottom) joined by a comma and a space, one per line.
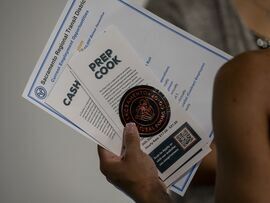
98, 49, 270, 203
98, 123, 172, 203
233, 0, 270, 38
213, 49, 270, 203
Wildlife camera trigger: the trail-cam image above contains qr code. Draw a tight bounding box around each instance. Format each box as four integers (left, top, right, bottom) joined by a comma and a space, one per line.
174, 127, 197, 150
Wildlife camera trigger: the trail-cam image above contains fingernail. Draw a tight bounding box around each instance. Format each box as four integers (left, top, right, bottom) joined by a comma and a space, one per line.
125, 122, 136, 133
126, 122, 136, 128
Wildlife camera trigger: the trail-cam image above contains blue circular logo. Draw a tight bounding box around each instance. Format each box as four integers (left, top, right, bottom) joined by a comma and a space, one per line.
35, 86, 47, 100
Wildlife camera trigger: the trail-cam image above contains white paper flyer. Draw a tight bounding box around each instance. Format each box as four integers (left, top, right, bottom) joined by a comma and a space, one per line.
45, 26, 211, 186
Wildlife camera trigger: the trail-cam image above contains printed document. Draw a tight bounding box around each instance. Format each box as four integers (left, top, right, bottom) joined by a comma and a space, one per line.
46, 26, 211, 186
23, 0, 231, 195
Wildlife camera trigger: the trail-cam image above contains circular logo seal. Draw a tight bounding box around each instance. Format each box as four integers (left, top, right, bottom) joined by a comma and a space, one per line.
34, 86, 47, 100
119, 85, 171, 137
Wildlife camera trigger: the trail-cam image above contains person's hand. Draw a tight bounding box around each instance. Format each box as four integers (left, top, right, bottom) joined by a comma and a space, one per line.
98, 123, 172, 203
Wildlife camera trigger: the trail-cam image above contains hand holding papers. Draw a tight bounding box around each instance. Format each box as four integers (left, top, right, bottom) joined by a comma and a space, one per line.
23, 0, 231, 196
46, 26, 210, 186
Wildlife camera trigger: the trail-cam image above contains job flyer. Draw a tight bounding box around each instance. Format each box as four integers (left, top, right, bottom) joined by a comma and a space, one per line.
23, 0, 231, 195
46, 26, 211, 186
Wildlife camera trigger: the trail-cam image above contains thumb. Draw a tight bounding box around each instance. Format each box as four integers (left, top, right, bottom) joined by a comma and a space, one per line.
123, 123, 141, 156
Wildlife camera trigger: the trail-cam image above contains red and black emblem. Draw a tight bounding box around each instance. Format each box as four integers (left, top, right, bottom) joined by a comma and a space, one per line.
119, 85, 171, 137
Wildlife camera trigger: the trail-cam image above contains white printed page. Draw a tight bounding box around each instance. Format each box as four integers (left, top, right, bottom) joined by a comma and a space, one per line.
45, 66, 122, 155
67, 26, 209, 186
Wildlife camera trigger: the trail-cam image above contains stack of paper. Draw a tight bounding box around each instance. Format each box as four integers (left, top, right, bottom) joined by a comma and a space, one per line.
23, 0, 231, 196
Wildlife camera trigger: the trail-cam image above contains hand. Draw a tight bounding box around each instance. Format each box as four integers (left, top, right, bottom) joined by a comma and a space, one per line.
98, 123, 172, 203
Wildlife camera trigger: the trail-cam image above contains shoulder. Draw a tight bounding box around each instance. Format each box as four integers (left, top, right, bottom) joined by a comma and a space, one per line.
214, 50, 270, 113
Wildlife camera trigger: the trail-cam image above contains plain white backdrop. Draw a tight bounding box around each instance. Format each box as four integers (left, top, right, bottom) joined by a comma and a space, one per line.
0, 0, 147, 202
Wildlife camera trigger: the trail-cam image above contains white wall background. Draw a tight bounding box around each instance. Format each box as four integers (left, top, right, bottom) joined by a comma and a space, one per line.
0, 0, 147, 202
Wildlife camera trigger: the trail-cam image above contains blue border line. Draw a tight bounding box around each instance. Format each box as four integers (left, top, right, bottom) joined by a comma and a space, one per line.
32, 96, 103, 145
118, 0, 230, 61
28, 0, 76, 97
171, 164, 197, 192
27, 0, 223, 192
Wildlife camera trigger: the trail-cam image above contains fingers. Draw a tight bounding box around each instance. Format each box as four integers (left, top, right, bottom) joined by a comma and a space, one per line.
97, 145, 121, 176
123, 123, 141, 156
97, 123, 141, 175
97, 145, 120, 163
97, 123, 141, 161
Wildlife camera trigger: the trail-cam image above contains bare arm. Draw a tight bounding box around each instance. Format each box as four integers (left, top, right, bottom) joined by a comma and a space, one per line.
213, 50, 270, 203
